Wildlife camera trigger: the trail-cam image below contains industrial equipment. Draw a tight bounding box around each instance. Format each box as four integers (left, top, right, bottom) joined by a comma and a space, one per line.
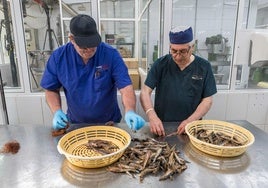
205, 34, 231, 85
33, 0, 59, 51
249, 32, 268, 87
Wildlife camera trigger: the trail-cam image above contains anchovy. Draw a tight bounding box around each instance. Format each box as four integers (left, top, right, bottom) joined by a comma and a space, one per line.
194, 128, 245, 146
107, 137, 188, 182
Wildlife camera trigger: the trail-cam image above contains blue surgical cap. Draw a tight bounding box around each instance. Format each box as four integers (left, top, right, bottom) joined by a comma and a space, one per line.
169, 27, 193, 44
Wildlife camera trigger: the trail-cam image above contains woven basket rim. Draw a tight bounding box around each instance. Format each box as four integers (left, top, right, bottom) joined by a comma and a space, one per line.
185, 120, 255, 150
57, 125, 131, 160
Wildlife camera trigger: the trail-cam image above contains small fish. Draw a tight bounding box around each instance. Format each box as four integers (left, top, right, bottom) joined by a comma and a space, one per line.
108, 137, 188, 182
165, 131, 178, 137
194, 128, 244, 146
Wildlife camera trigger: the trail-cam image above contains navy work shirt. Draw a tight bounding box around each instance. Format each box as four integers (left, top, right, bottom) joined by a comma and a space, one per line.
41, 42, 132, 124
145, 54, 217, 122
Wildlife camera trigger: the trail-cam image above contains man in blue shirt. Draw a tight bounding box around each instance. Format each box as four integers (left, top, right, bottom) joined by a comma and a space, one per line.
140, 26, 217, 136
41, 14, 145, 131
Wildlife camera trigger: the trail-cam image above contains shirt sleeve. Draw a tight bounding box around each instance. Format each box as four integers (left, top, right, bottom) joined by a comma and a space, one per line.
40, 51, 62, 90
144, 65, 157, 90
144, 55, 168, 90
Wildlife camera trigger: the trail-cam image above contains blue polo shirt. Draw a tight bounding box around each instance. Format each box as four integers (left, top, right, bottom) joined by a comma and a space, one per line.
40, 42, 132, 124
145, 54, 217, 122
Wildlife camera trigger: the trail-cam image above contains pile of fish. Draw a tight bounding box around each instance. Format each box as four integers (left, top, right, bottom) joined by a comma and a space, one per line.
193, 128, 245, 146
85, 139, 119, 155
107, 138, 188, 182
0, 140, 20, 154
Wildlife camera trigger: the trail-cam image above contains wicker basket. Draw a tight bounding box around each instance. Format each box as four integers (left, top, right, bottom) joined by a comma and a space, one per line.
185, 120, 255, 157
57, 126, 131, 168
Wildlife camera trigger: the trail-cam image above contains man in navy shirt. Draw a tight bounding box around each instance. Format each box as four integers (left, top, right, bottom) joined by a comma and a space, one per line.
41, 14, 145, 131
140, 26, 217, 136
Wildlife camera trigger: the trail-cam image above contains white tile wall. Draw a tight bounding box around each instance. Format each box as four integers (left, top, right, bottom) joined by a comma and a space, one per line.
205, 92, 228, 120
247, 92, 268, 125
41, 96, 53, 127
3, 91, 268, 133
41, 95, 69, 127
255, 124, 265, 132
5, 96, 18, 124
265, 125, 268, 134
266, 107, 268, 126
15, 96, 43, 125
226, 92, 248, 120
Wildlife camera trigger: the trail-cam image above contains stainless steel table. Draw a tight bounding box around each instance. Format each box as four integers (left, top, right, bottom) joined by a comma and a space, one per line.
0, 121, 268, 188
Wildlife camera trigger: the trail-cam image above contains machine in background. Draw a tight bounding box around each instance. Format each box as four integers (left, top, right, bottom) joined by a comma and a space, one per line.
205, 34, 231, 85
249, 32, 268, 88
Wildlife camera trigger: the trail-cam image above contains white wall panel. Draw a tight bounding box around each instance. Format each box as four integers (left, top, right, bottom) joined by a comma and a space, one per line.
247, 93, 268, 125
5, 96, 19, 124
255, 124, 265, 132
41, 96, 52, 127
16, 96, 43, 125
205, 92, 228, 120
265, 106, 268, 125
265, 124, 268, 134
118, 92, 144, 123
42, 94, 69, 127
4, 91, 268, 133
226, 92, 248, 120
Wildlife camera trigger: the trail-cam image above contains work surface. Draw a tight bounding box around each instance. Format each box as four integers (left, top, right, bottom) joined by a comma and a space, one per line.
0, 120, 268, 188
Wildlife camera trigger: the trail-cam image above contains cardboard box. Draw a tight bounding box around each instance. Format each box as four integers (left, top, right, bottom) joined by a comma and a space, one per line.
128, 69, 140, 90
123, 58, 139, 69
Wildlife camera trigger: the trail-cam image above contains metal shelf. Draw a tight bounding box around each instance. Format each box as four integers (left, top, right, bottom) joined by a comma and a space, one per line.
210, 61, 231, 66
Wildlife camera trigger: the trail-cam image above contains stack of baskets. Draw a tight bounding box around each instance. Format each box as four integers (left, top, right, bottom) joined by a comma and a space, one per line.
185, 120, 255, 157
57, 126, 131, 168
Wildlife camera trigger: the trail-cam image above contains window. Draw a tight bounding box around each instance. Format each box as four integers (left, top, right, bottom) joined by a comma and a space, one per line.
237, 0, 268, 89
100, 0, 135, 58
22, 0, 62, 92
170, 0, 268, 90
22, 0, 93, 92
172, 0, 238, 90
6, 0, 267, 93
0, 0, 21, 89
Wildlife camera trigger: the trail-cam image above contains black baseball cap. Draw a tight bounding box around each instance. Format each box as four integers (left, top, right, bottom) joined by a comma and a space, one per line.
70, 14, 101, 48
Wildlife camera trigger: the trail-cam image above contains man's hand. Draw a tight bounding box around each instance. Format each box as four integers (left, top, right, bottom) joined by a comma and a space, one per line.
124, 111, 145, 131
148, 115, 165, 136
177, 120, 190, 135
52, 110, 68, 130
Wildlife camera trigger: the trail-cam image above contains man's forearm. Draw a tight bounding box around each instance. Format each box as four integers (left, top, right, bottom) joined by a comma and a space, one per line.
140, 85, 154, 114
120, 85, 136, 112
187, 96, 213, 122
45, 89, 62, 113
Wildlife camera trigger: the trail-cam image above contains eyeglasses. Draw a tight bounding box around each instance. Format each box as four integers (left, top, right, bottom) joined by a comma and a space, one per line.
169, 46, 191, 56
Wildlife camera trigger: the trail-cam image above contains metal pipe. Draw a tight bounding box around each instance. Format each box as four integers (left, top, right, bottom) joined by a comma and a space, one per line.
0, 70, 9, 124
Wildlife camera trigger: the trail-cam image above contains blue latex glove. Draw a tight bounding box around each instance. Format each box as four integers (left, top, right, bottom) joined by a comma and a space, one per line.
52, 110, 69, 130
124, 110, 145, 131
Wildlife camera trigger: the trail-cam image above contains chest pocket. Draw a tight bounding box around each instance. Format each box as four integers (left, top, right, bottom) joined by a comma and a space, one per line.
188, 75, 204, 96
94, 69, 112, 92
